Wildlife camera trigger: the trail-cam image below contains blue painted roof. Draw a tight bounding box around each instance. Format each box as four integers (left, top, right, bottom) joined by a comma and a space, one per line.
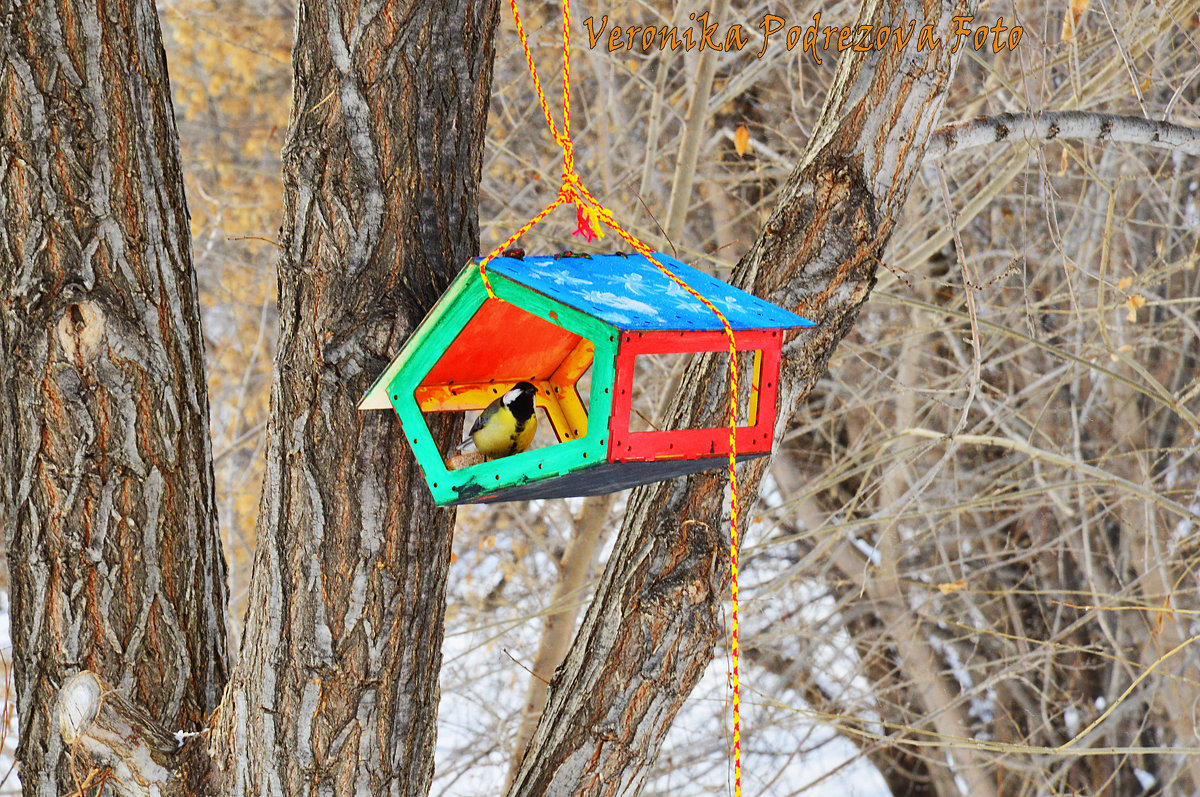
483, 252, 815, 331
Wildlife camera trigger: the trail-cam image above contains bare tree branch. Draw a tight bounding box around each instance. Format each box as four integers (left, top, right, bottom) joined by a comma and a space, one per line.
926, 111, 1200, 160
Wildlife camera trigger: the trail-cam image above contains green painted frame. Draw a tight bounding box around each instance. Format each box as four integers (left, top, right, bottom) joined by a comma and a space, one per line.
384, 263, 618, 505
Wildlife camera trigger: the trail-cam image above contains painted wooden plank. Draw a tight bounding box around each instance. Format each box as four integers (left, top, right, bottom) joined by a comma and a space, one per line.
422, 298, 583, 386
615, 327, 781, 355
453, 452, 769, 504
612, 427, 774, 461
749, 349, 763, 427
413, 381, 577, 446
485, 252, 817, 332
551, 337, 594, 385
385, 269, 619, 505
549, 337, 593, 439
607, 328, 781, 462
535, 386, 575, 443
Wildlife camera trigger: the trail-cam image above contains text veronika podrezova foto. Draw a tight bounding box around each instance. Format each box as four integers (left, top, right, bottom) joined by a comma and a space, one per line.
585, 12, 1024, 60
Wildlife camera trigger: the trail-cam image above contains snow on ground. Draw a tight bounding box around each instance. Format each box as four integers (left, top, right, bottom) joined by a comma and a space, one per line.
0, 591, 20, 795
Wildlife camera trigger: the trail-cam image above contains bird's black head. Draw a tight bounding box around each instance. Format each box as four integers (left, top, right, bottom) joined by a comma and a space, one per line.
502, 381, 537, 421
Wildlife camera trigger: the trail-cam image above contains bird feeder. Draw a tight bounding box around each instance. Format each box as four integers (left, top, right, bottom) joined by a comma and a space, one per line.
358, 252, 814, 505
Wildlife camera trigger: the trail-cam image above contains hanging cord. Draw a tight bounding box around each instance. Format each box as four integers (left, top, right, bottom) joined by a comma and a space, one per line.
479, 1, 743, 792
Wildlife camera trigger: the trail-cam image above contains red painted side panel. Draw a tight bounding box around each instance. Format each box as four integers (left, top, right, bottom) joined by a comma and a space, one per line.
608, 329, 783, 462
422, 298, 582, 387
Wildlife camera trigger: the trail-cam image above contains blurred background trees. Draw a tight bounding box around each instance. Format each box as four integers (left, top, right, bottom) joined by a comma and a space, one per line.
2, 0, 1197, 793
162, 0, 292, 622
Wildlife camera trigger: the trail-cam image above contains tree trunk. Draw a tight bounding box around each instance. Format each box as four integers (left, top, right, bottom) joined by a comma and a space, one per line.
207, 0, 501, 793
0, 0, 229, 792
507, 0, 978, 792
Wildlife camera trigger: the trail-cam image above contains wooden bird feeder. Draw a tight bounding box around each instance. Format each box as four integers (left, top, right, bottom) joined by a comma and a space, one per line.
358, 252, 814, 505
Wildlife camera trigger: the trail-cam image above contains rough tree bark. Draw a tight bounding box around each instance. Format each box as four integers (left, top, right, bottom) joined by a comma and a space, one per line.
507, 0, 979, 793
205, 0, 501, 793
0, 0, 229, 793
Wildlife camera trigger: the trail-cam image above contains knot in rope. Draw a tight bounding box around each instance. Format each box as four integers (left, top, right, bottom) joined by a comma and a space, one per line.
558, 171, 581, 205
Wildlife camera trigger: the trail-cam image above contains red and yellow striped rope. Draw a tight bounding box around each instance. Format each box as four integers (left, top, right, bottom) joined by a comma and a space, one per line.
479, 1, 743, 791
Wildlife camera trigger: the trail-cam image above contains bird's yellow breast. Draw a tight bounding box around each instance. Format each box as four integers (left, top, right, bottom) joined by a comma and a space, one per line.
472, 407, 536, 458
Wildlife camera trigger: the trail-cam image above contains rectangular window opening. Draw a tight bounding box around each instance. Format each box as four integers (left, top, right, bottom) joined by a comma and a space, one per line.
629, 349, 763, 433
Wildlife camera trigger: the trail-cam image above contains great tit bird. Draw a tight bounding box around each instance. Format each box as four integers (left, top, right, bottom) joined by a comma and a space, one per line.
463, 381, 538, 458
